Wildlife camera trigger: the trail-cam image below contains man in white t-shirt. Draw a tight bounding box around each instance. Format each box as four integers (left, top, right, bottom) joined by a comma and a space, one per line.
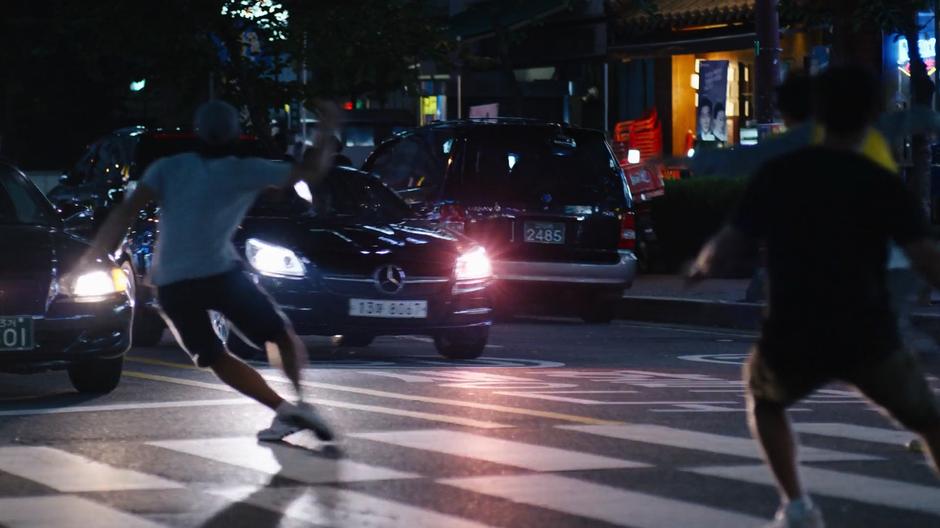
82, 100, 337, 442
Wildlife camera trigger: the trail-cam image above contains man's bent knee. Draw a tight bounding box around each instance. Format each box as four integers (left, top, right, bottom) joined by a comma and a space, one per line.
749, 396, 788, 415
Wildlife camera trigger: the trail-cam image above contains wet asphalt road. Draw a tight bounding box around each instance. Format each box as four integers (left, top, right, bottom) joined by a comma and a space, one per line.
1, 318, 938, 528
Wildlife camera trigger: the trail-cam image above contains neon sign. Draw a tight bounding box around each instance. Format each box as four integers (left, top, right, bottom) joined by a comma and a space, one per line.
898, 37, 937, 76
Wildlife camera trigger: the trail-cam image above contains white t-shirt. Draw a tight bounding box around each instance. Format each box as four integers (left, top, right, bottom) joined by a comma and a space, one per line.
140, 153, 291, 286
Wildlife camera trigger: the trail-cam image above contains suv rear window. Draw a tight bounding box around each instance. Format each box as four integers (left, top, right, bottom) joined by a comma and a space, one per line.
447, 127, 627, 208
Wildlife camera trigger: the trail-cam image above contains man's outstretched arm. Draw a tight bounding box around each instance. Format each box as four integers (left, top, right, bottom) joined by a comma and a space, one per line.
687, 225, 758, 283
286, 101, 341, 190
85, 185, 158, 258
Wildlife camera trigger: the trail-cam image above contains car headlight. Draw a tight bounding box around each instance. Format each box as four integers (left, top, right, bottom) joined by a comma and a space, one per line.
455, 246, 492, 281
66, 269, 129, 302
246, 238, 306, 278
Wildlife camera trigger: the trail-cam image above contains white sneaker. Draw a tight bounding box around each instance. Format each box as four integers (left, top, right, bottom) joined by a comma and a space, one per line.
257, 402, 334, 442
767, 498, 825, 528
257, 413, 301, 441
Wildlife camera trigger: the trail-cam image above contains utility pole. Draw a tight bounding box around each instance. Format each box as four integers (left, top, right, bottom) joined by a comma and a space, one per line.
456, 36, 463, 119
755, 0, 780, 124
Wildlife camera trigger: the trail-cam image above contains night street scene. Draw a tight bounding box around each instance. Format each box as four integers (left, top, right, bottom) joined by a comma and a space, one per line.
4, 1, 940, 527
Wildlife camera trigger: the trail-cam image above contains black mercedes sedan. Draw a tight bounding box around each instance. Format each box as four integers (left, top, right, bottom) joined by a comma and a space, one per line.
0, 161, 133, 393
125, 167, 493, 359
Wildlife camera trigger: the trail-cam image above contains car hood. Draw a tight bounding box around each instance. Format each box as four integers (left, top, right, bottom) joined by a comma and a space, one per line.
238, 218, 476, 277
0, 225, 91, 314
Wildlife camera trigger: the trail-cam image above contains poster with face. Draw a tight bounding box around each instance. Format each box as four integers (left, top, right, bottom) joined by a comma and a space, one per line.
697, 60, 729, 143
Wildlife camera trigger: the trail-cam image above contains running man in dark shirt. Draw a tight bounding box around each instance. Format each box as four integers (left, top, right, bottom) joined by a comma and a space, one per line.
689, 66, 940, 528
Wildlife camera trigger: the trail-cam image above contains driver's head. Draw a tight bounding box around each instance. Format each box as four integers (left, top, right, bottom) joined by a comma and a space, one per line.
194, 100, 241, 146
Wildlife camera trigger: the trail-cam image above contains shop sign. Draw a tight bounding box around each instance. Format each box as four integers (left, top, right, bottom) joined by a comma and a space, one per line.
469, 103, 499, 119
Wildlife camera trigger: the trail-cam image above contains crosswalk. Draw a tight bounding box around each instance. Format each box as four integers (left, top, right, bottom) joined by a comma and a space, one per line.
0, 421, 937, 527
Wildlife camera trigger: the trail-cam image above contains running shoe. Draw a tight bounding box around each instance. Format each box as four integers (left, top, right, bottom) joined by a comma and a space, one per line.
257, 402, 335, 442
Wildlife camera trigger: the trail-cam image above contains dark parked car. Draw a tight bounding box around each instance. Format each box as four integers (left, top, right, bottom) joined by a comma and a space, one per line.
0, 161, 132, 393
363, 119, 637, 322
48, 128, 270, 346
124, 167, 494, 359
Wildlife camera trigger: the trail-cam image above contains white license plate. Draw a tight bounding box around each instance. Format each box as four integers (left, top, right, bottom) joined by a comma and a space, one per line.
349, 299, 428, 318
524, 222, 565, 244
0, 316, 34, 351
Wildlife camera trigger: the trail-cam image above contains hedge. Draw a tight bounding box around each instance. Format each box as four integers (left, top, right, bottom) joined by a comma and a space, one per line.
649, 177, 748, 273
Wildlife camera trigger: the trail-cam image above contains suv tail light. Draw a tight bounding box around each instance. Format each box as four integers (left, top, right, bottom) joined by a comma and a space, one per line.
439, 204, 466, 233
619, 211, 637, 250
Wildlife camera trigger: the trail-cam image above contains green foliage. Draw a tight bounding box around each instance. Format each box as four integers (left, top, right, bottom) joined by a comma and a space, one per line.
0, 1, 447, 164
289, 0, 447, 102
650, 178, 748, 272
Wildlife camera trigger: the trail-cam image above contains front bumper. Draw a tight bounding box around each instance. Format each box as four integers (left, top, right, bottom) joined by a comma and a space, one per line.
493, 250, 637, 288
0, 295, 133, 373
256, 274, 492, 337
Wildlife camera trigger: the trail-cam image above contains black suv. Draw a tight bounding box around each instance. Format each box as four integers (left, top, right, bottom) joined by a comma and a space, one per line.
363, 119, 637, 322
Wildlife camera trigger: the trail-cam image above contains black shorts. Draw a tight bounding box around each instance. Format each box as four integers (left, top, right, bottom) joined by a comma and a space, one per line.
746, 344, 940, 431
156, 268, 289, 367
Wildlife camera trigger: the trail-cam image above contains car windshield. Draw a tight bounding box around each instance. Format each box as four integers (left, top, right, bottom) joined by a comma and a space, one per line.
448, 127, 627, 208
131, 135, 271, 180
0, 166, 59, 226
368, 131, 453, 193
252, 169, 413, 223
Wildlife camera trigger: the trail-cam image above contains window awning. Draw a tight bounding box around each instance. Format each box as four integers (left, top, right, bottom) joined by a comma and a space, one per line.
448, 0, 574, 42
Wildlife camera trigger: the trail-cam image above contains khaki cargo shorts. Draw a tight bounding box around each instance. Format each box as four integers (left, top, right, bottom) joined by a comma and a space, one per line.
745, 346, 940, 431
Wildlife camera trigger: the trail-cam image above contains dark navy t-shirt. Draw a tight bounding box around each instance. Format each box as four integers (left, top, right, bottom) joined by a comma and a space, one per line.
732, 146, 928, 361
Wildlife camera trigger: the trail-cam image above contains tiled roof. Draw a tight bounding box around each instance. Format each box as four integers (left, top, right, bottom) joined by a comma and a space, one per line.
608, 0, 755, 31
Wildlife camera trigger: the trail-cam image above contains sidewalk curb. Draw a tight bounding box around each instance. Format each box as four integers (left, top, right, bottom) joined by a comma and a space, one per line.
618, 296, 940, 333
618, 296, 762, 330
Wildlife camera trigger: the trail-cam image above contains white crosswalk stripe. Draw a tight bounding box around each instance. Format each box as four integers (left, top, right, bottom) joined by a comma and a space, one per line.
350, 429, 650, 471
0, 446, 182, 492
559, 423, 879, 462
209, 485, 496, 528
440, 474, 764, 527
793, 422, 915, 445
688, 465, 940, 515
1, 421, 937, 527
149, 437, 419, 483
0, 495, 167, 528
